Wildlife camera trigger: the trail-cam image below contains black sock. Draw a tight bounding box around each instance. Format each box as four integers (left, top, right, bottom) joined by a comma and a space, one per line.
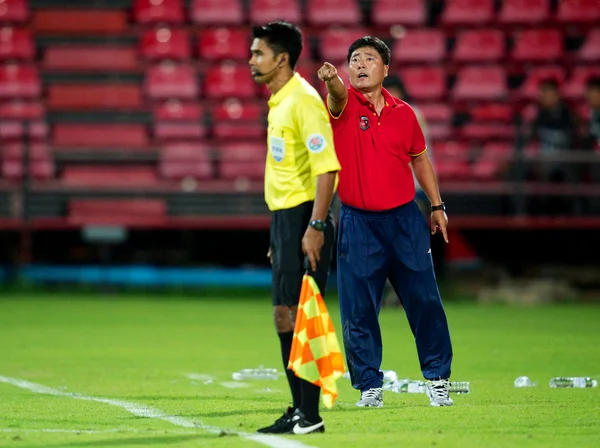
299, 379, 321, 422
278, 331, 301, 410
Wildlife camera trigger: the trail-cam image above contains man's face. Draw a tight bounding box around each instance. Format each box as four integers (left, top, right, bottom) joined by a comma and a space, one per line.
348, 46, 388, 91
585, 86, 600, 109
539, 85, 560, 109
249, 38, 281, 84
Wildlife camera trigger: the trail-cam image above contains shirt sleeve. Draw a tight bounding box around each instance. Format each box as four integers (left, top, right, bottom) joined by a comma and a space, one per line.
295, 95, 342, 176
326, 91, 355, 129
409, 107, 427, 157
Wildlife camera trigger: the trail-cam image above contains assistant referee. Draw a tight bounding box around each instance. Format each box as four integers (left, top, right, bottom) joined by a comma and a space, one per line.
249, 21, 341, 435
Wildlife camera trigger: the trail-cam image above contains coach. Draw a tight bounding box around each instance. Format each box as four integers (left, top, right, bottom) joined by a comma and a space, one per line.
318, 36, 453, 408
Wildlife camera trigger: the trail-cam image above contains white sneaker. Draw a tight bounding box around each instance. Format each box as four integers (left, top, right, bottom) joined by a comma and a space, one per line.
356, 387, 383, 408
426, 379, 454, 407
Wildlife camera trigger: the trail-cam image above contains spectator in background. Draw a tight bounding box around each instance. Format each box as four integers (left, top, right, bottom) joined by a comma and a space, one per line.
529, 79, 580, 182
529, 79, 581, 214
584, 77, 600, 152
584, 77, 600, 212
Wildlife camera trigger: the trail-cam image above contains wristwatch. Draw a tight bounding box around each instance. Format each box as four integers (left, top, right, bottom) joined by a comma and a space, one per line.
309, 219, 326, 231
430, 202, 446, 213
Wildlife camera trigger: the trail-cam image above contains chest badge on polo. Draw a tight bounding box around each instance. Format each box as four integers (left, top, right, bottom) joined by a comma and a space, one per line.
359, 115, 370, 131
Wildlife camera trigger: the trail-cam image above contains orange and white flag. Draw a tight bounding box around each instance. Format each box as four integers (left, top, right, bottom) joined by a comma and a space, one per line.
288, 274, 346, 408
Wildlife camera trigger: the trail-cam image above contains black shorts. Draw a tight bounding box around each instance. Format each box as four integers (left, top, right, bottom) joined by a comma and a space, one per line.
270, 201, 335, 306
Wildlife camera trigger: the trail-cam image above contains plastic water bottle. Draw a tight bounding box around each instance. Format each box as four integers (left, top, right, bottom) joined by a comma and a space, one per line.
382, 370, 398, 390
232, 368, 278, 381
391, 380, 426, 393
514, 376, 537, 388
449, 381, 470, 394
549, 377, 598, 388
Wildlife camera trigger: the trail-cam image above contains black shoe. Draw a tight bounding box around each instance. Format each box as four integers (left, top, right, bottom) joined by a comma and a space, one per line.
256, 407, 295, 434
288, 409, 325, 435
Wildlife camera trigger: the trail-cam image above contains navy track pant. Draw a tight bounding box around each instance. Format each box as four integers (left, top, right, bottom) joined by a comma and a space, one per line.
337, 200, 453, 392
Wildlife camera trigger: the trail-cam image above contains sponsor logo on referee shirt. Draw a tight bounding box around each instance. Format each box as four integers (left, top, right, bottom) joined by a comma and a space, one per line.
270, 136, 285, 162
306, 134, 326, 153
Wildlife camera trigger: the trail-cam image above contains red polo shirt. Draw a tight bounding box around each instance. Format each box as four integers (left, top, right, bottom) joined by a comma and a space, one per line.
328, 86, 427, 211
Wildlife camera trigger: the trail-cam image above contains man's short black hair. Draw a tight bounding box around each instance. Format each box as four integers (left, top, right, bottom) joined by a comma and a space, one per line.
347, 36, 391, 66
586, 76, 600, 90
252, 20, 303, 69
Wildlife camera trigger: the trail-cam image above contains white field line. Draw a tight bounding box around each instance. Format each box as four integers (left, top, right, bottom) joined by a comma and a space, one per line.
0, 375, 316, 448
0, 428, 200, 435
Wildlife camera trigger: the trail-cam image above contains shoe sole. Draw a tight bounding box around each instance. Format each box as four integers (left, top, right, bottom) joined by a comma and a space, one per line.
356, 402, 384, 408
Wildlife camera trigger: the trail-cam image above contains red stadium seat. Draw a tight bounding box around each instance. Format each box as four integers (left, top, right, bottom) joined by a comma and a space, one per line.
0, 27, 33, 60
426, 123, 452, 140
47, 84, 142, 110
133, 0, 184, 24
159, 142, 213, 180
0, 64, 40, 98
470, 103, 513, 122
191, 0, 244, 25
62, 166, 158, 187
512, 29, 563, 62
472, 142, 513, 180
440, 0, 494, 26
155, 122, 205, 141
392, 29, 445, 64
198, 28, 249, 60
140, 28, 191, 61
499, 0, 550, 26
372, 0, 426, 27
432, 141, 470, 180
153, 100, 203, 121
453, 30, 505, 63
563, 66, 600, 99
249, 0, 302, 25
460, 123, 515, 140
2, 143, 53, 180
218, 142, 265, 180
69, 199, 167, 224
321, 27, 369, 63
556, 0, 600, 24
400, 67, 446, 100
518, 66, 566, 100
0, 0, 28, 23
33, 9, 127, 34
213, 99, 266, 140
0, 100, 44, 120
415, 103, 452, 123
204, 62, 256, 99
43, 46, 139, 72
0, 121, 47, 141
306, 0, 362, 26
578, 28, 600, 62
145, 62, 198, 100
53, 124, 148, 149
453, 66, 507, 101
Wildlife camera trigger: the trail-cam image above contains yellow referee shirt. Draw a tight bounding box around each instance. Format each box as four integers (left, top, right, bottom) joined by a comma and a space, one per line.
265, 73, 341, 211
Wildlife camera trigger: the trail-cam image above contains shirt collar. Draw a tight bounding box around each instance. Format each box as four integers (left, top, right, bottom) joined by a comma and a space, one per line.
268, 72, 302, 107
349, 85, 398, 109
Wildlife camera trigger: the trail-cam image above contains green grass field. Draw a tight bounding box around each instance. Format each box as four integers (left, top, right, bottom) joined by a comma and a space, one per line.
1, 290, 599, 448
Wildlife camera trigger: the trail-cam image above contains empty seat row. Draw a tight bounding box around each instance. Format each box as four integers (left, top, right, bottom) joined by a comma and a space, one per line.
136, 27, 600, 64
1, 62, 597, 104
130, 0, 600, 27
